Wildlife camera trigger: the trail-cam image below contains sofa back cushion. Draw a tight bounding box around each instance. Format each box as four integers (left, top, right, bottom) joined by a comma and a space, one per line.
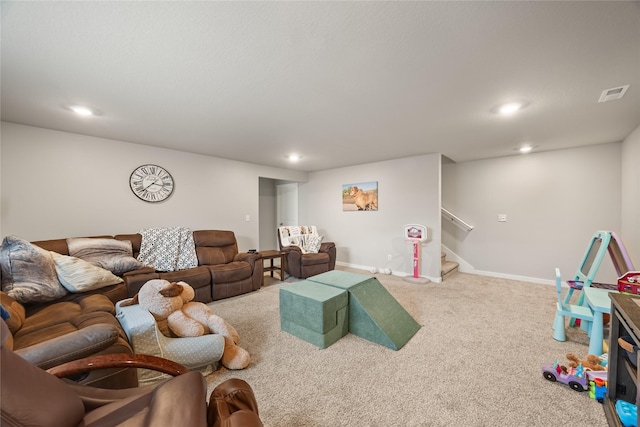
32, 236, 113, 255
115, 234, 143, 258
193, 230, 238, 265
67, 237, 146, 275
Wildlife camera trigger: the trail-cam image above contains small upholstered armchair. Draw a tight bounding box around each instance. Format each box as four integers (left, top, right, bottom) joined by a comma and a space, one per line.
277, 226, 336, 279
115, 299, 225, 385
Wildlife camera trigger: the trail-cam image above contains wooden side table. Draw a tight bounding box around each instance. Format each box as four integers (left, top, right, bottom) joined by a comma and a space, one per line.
261, 250, 285, 282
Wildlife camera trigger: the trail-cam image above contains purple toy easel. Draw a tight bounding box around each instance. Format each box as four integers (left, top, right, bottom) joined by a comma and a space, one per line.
565, 231, 636, 326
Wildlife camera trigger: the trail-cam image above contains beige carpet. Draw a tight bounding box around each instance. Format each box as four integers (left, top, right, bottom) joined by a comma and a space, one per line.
204, 267, 608, 427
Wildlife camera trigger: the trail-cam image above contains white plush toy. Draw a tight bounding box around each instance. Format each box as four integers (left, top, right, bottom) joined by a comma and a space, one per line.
135, 279, 250, 370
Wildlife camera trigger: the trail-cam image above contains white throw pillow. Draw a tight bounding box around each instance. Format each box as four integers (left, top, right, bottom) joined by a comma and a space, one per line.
301, 234, 324, 254
50, 251, 123, 293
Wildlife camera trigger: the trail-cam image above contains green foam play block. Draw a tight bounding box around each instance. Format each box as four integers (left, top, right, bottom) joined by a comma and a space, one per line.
308, 270, 421, 350
280, 305, 348, 349
279, 281, 349, 348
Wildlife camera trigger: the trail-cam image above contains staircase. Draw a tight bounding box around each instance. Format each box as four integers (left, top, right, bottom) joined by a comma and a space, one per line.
441, 252, 459, 280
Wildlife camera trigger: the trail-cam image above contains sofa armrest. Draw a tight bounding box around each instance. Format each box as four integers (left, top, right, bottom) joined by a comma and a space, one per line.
16, 324, 119, 369
319, 241, 336, 270
281, 245, 303, 254
234, 252, 261, 265
319, 241, 335, 252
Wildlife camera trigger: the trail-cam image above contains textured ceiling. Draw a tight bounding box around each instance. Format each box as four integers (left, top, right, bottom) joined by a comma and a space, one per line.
2, 1, 639, 172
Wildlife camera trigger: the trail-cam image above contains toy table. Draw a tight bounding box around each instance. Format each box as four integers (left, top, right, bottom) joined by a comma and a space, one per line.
582, 287, 616, 355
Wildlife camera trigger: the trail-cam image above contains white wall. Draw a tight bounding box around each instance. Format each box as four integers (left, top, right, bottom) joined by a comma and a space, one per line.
298, 154, 442, 280
3, 122, 634, 283
0, 122, 307, 250
442, 143, 623, 283
621, 124, 640, 266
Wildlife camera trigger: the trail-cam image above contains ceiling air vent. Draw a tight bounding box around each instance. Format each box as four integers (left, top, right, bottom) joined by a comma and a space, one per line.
598, 85, 630, 103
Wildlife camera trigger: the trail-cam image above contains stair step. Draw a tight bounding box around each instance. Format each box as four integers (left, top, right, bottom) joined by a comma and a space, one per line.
441, 252, 459, 280
441, 259, 458, 274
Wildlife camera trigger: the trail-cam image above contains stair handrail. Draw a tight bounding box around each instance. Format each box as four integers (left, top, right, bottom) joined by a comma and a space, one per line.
441, 207, 474, 232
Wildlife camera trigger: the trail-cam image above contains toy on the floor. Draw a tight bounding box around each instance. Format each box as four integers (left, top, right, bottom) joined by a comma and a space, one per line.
542, 360, 589, 391
589, 377, 607, 403
135, 279, 250, 370
615, 400, 638, 427
541, 353, 608, 393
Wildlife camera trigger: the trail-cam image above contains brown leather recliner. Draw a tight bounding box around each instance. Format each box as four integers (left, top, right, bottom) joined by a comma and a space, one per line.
0, 291, 137, 389
277, 226, 336, 279
0, 319, 263, 427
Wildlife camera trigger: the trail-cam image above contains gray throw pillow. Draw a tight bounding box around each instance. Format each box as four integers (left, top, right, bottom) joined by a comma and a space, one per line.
0, 235, 67, 303
67, 237, 146, 275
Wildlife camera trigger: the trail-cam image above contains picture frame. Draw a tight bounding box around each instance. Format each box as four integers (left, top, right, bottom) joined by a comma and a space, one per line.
342, 181, 378, 211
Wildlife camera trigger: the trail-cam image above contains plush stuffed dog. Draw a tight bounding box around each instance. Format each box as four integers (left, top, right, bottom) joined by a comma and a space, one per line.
135, 279, 250, 370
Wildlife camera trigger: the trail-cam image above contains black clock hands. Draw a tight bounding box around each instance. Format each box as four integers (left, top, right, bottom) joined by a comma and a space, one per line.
143, 179, 162, 190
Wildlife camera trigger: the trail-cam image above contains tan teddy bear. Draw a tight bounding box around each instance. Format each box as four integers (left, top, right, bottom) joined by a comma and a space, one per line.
136, 279, 250, 370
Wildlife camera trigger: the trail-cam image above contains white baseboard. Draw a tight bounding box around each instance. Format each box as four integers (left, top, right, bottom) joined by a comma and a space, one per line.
462, 268, 554, 286
440, 245, 554, 286
336, 257, 551, 286
335, 261, 442, 283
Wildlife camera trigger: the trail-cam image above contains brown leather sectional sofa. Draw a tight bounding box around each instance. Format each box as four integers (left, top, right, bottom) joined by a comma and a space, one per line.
32, 229, 264, 303
0, 229, 263, 389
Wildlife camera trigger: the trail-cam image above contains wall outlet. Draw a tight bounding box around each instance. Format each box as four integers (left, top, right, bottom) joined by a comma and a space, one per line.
245, 214, 250, 222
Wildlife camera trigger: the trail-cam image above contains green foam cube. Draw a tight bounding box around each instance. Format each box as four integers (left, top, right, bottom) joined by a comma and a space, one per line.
279, 281, 349, 349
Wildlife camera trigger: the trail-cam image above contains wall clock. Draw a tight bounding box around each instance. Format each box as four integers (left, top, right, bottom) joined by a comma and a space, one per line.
129, 164, 174, 203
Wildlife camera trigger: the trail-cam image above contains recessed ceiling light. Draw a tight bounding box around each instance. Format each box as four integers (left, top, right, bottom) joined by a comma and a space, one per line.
515, 145, 536, 154
498, 102, 523, 115
70, 106, 94, 116
287, 154, 301, 162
